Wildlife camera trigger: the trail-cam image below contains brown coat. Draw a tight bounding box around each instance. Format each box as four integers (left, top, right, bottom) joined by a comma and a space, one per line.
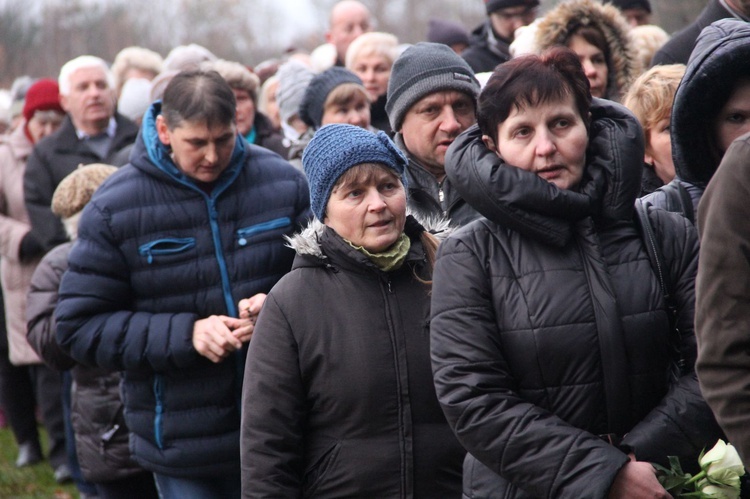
696, 131, 750, 466
0, 125, 42, 365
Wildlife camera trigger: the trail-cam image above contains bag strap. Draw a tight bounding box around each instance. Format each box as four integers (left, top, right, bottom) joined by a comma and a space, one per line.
633, 198, 684, 382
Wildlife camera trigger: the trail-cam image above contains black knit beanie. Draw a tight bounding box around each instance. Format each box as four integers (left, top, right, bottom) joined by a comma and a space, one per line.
386, 42, 480, 132
608, 0, 651, 13
299, 67, 363, 129
485, 0, 540, 15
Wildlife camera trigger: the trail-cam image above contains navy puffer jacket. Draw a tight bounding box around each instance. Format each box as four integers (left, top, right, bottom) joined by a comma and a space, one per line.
55, 102, 311, 478
432, 99, 721, 498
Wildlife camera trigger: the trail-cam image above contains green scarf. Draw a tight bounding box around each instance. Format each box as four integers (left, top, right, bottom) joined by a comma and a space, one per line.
347, 233, 411, 272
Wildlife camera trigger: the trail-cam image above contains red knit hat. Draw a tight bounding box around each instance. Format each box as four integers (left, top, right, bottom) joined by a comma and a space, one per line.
22, 79, 63, 122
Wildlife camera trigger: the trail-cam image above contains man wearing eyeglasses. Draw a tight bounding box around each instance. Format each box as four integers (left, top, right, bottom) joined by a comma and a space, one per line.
462, 0, 539, 73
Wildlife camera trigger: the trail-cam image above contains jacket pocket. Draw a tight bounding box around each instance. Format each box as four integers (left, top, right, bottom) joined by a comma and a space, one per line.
236, 217, 292, 247
302, 441, 341, 497
138, 237, 196, 264
153, 375, 165, 450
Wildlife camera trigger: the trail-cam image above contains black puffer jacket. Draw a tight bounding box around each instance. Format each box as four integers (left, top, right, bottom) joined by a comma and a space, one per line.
462, 21, 511, 74
643, 19, 750, 215
395, 134, 481, 228
431, 99, 720, 498
241, 217, 463, 498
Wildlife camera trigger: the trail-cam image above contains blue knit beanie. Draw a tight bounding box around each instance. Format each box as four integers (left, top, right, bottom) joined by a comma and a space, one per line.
299, 67, 364, 129
302, 124, 408, 221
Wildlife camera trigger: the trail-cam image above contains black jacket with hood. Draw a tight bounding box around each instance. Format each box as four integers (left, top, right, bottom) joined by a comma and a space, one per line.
241, 216, 463, 498
642, 19, 750, 217
431, 99, 720, 498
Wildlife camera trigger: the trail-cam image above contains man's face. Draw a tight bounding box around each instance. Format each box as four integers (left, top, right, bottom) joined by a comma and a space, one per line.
233, 88, 256, 137
326, 1, 372, 63
622, 7, 651, 27
399, 90, 476, 179
61, 66, 115, 135
489, 5, 537, 41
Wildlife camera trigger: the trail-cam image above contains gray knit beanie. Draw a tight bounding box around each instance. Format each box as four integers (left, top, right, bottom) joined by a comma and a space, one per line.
299, 67, 364, 129
386, 42, 480, 132
302, 124, 408, 221
276, 60, 315, 125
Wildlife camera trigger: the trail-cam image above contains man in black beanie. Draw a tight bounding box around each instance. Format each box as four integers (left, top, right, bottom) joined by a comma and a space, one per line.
608, 0, 652, 27
462, 0, 539, 73
386, 42, 481, 227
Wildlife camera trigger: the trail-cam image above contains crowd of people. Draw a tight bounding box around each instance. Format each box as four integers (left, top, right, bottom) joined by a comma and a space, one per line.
1, 0, 750, 497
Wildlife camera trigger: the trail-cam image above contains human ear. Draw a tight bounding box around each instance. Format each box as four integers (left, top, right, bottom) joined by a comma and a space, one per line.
481, 134, 500, 157
156, 115, 171, 146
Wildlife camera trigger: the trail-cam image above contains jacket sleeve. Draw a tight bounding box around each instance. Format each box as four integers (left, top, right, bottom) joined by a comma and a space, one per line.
694, 136, 750, 466
430, 233, 628, 498
241, 291, 305, 497
55, 202, 200, 371
26, 247, 76, 371
23, 147, 67, 252
622, 208, 724, 470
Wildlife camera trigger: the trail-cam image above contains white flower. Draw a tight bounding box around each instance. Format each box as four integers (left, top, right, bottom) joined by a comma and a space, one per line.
700, 440, 746, 481
700, 482, 741, 499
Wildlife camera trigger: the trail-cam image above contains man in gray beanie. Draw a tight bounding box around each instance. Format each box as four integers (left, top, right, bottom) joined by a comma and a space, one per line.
386, 42, 481, 227
462, 0, 539, 73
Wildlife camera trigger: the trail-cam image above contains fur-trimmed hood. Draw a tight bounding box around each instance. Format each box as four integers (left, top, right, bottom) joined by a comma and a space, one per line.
286, 213, 452, 259
534, 0, 639, 102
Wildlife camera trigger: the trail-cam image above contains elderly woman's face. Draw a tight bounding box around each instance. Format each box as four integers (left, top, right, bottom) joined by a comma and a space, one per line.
483, 93, 588, 191
324, 164, 406, 253
156, 116, 237, 183
351, 53, 392, 101
232, 88, 256, 137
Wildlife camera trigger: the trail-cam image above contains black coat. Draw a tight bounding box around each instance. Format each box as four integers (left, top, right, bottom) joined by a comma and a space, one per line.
241, 217, 463, 498
26, 242, 143, 483
395, 134, 481, 228
651, 0, 736, 66
431, 99, 720, 497
23, 113, 138, 252
462, 21, 510, 74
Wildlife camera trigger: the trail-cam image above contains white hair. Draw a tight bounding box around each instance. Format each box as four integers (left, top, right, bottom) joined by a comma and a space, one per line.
58, 56, 114, 96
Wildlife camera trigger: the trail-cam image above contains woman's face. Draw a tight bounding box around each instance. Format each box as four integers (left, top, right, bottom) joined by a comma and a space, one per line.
568, 34, 608, 99
715, 77, 750, 154
324, 164, 406, 253
351, 53, 392, 101
645, 115, 676, 184
232, 88, 256, 137
483, 93, 588, 191
26, 110, 65, 144
156, 116, 237, 183
321, 91, 371, 129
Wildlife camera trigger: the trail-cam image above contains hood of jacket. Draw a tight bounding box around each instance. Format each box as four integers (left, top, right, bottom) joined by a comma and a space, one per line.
286, 213, 451, 264
445, 98, 643, 247
535, 0, 638, 102
129, 101, 248, 195
672, 18, 750, 188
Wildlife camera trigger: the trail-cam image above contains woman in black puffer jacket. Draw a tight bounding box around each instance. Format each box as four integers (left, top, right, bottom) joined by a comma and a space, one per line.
430, 48, 720, 498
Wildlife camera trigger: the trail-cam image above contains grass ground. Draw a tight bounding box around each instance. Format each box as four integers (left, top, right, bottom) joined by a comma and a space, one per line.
0, 426, 79, 499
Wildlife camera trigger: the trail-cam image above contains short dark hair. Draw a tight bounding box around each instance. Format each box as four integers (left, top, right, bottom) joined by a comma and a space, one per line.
478, 47, 591, 143
161, 69, 236, 130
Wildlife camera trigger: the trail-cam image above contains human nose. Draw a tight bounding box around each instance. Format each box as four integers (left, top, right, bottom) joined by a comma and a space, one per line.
346, 110, 365, 128
535, 129, 556, 157
438, 107, 461, 134
205, 143, 218, 164
581, 59, 597, 78
365, 188, 387, 211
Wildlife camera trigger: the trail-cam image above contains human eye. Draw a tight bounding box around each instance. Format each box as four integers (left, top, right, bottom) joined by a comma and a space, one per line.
726, 112, 748, 124
512, 127, 531, 139
592, 54, 606, 65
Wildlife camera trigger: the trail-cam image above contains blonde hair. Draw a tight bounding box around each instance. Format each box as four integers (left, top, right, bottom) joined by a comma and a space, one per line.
629, 25, 670, 70
323, 82, 370, 110
345, 31, 399, 69
623, 64, 685, 139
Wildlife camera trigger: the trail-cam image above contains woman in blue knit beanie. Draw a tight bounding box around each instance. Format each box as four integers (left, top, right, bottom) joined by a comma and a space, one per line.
240, 123, 463, 497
